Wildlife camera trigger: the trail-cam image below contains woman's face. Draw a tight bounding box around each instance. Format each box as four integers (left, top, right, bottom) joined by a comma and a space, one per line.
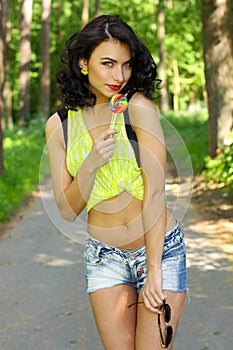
82, 40, 132, 104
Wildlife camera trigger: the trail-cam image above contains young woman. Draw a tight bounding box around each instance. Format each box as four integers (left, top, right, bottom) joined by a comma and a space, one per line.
46, 14, 187, 350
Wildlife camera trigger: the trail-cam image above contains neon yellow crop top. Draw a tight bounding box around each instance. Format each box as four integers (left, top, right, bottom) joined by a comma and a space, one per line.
66, 109, 144, 212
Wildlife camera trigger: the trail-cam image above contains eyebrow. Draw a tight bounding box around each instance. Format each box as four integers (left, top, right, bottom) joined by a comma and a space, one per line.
100, 57, 132, 63
100, 57, 117, 62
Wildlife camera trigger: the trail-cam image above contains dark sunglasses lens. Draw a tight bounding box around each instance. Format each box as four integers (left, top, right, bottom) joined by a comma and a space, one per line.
165, 325, 173, 347
164, 303, 171, 323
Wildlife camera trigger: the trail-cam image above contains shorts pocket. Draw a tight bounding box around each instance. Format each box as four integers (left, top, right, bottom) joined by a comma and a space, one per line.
84, 240, 113, 266
162, 227, 186, 260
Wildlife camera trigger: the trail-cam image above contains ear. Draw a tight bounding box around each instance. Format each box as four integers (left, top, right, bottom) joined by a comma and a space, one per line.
78, 58, 88, 69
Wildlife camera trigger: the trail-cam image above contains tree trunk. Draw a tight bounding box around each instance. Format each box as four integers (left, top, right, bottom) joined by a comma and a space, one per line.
167, 0, 173, 9
2, 0, 13, 130
0, 0, 5, 174
19, 0, 33, 125
39, 0, 51, 120
172, 58, 180, 112
52, 0, 63, 109
201, 0, 233, 157
158, 0, 169, 113
82, 0, 89, 27
94, 0, 100, 18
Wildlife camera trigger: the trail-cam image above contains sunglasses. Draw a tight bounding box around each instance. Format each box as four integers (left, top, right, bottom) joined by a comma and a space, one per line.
128, 299, 173, 348
158, 300, 173, 348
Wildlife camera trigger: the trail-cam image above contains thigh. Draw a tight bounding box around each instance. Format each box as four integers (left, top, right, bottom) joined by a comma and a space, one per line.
89, 284, 138, 350
136, 290, 186, 350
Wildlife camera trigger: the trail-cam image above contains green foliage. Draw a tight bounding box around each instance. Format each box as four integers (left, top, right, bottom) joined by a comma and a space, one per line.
163, 109, 208, 174
7, 0, 205, 117
3, 0, 232, 221
202, 143, 233, 190
99, 0, 158, 53
164, 0, 204, 109
165, 110, 233, 191
0, 117, 48, 222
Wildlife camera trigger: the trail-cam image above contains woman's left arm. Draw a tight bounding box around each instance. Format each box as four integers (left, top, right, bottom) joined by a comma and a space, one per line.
129, 94, 167, 313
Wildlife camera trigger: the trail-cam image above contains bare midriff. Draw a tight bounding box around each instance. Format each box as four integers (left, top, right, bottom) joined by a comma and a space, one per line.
87, 191, 176, 250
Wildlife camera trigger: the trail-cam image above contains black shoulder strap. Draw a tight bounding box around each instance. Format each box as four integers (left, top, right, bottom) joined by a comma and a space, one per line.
57, 108, 68, 148
124, 92, 141, 167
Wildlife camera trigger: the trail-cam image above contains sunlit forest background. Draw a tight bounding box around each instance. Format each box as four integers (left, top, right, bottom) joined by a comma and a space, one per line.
0, 0, 232, 222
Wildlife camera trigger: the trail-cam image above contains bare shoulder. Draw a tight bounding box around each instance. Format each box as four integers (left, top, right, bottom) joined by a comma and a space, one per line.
129, 92, 156, 111
45, 112, 62, 140
46, 112, 60, 132
128, 93, 159, 131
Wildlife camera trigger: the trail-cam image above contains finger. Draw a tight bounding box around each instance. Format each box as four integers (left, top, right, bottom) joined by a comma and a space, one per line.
94, 139, 115, 154
145, 283, 167, 303
156, 289, 167, 302
142, 296, 161, 314
102, 143, 115, 156
95, 129, 118, 143
142, 289, 164, 311
104, 128, 118, 140
94, 141, 115, 164
143, 286, 164, 303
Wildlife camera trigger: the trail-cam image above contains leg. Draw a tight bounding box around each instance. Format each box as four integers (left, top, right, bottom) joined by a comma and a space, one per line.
136, 290, 186, 349
89, 284, 138, 350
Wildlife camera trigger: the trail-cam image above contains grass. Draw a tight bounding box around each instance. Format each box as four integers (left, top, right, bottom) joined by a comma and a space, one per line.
0, 117, 49, 222
161, 109, 208, 175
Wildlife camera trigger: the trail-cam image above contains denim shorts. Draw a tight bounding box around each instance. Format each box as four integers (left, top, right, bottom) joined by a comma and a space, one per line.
84, 222, 187, 293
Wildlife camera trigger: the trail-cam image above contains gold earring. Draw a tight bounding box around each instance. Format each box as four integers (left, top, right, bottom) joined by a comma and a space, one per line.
81, 68, 88, 75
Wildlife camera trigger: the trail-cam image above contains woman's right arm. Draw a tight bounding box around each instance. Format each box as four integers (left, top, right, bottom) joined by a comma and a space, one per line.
45, 113, 117, 221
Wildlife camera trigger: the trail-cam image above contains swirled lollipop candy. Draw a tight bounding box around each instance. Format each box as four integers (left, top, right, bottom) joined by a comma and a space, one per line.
109, 94, 128, 113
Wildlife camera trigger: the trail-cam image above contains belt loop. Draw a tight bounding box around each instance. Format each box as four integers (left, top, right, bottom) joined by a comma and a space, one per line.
96, 245, 102, 257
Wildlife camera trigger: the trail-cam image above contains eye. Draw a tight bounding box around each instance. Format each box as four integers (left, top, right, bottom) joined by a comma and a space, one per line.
123, 61, 132, 68
102, 61, 113, 67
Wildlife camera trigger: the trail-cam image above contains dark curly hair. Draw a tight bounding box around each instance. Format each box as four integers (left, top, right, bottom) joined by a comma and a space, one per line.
56, 14, 160, 109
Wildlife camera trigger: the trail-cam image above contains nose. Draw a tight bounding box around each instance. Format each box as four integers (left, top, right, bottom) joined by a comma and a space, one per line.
113, 66, 124, 82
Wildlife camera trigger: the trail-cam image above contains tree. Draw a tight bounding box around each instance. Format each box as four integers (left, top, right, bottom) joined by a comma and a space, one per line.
158, 0, 169, 113
164, 0, 204, 111
0, 0, 5, 174
82, 0, 89, 27
94, 0, 100, 18
201, 0, 233, 157
5, 0, 206, 119
19, 0, 33, 125
39, 0, 51, 119
2, 0, 13, 130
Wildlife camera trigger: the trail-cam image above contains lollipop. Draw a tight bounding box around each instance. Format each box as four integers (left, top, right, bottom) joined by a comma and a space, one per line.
109, 94, 128, 113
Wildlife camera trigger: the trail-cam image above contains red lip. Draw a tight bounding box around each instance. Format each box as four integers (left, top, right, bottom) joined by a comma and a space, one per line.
107, 84, 122, 91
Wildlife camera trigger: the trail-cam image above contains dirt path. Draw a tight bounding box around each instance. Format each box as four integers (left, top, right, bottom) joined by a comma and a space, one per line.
0, 178, 232, 350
